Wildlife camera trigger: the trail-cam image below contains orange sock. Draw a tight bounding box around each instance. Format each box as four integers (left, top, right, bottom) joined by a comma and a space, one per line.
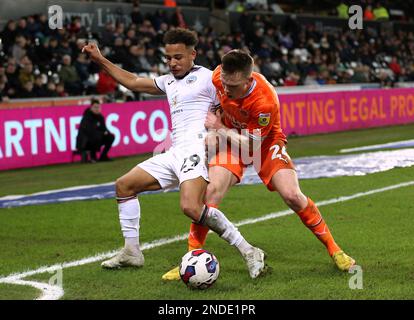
188, 204, 217, 251
296, 198, 341, 256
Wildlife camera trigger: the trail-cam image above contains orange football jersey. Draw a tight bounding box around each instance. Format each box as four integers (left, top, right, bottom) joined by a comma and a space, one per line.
212, 66, 286, 143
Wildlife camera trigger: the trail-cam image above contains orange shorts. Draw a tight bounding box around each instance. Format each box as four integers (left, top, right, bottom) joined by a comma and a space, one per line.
209, 138, 295, 191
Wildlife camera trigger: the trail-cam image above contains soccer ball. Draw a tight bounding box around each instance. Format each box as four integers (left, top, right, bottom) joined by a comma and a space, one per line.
179, 249, 220, 290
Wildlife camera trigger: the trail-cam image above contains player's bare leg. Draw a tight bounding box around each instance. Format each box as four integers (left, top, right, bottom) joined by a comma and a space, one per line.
207, 168, 267, 279
181, 176, 267, 279
163, 167, 237, 280
163, 175, 266, 280
188, 165, 238, 250
102, 166, 162, 269
270, 169, 355, 271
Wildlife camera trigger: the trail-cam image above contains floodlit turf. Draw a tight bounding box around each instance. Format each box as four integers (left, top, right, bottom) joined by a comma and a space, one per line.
0, 284, 40, 300
0, 123, 413, 300
1, 166, 414, 299
0, 123, 413, 197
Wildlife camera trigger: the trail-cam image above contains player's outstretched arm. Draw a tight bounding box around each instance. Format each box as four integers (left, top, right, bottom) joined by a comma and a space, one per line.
82, 43, 163, 95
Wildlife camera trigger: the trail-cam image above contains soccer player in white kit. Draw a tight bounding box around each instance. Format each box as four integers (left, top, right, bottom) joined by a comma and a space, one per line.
82, 29, 266, 278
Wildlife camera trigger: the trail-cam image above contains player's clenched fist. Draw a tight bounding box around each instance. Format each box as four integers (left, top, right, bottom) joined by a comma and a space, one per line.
204, 110, 224, 130
82, 43, 103, 63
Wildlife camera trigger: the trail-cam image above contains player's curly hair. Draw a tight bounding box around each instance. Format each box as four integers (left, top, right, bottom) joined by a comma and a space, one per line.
221, 49, 254, 77
163, 28, 198, 47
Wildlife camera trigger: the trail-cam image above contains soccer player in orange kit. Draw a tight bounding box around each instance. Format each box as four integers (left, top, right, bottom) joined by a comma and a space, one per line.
162, 49, 355, 280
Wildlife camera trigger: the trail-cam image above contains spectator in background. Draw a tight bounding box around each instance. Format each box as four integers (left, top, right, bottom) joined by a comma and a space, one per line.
336, 1, 349, 19
164, 0, 177, 8
11, 35, 28, 62
131, 2, 144, 25
16, 18, 30, 38
1, 20, 17, 53
283, 71, 300, 86
45, 81, 59, 97
18, 80, 36, 98
33, 37, 53, 67
67, 16, 88, 39
33, 74, 48, 97
36, 14, 51, 39
74, 53, 92, 91
56, 82, 68, 97
245, 0, 268, 11
123, 45, 145, 73
389, 56, 402, 76
76, 99, 115, 163
151, 9, 169, 31
18, 59, 34, 87
364, 5, 375, 21
136, 45, 155, 73
373, 2, 390, 20
58, 38, 73, 57
59, 54, 81, 95
145, 46, 162, 71
100, 22, 116, 47
47, 37, 63, 70
0, 74, 9, 102
96, 69, 117, 95
26, 15, 40, 39
138, 19, 157, 39
4, 58, 20, 97
170, 7, 187, 28
113, 22, 126, 39
109, 37, 128, 65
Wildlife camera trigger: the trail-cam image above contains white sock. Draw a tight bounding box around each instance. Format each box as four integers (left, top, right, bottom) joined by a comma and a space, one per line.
201, 206, 253, 255
117, 196, 140, 254
236, 239, 254, 254
124, 237, 140, 255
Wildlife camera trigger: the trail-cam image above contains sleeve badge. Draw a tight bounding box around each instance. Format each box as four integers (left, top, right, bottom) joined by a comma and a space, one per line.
258, 113, 271, 126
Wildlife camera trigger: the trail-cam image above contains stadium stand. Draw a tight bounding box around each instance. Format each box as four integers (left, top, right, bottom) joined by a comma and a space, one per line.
1, 0, 414, 103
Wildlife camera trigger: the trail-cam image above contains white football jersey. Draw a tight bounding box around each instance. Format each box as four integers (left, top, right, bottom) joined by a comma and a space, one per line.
154, 65, 219, 148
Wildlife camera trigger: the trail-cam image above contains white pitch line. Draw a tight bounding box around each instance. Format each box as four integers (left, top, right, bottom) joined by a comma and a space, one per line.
0, 182, 115, 201
339, 139, 414, 153
1, 180, 414, 300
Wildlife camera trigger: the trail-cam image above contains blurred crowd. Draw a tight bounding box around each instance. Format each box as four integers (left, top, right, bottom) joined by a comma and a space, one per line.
228, 0, 413, 22
1, 1, 414, 102
235, 13, 414, 87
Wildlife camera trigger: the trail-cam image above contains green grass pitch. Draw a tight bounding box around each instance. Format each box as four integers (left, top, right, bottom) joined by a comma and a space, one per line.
0, 124, 413, 300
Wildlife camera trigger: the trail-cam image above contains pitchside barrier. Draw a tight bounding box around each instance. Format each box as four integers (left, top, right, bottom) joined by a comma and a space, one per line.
1, 85, 414, 171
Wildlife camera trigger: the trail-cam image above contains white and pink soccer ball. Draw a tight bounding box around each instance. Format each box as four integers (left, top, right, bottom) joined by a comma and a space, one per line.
179, 249, 220, 290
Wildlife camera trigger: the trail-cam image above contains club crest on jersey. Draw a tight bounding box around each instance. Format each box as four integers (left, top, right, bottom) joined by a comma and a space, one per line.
258, 113, 271, 126
186, 75, 197, 84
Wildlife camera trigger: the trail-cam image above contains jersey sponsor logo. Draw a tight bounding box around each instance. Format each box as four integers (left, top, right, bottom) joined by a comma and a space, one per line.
258, 113, 271, 126
226, 114, 247, 129
186, 75, 197, 84
172, 96, 178, 108
167, 80, 174, 85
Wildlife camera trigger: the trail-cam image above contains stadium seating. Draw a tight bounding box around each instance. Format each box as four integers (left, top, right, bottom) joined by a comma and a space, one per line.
1, 0, 414, 102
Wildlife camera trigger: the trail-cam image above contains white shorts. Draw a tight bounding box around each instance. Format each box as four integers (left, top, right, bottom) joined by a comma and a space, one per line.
137, 145, 209, 189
